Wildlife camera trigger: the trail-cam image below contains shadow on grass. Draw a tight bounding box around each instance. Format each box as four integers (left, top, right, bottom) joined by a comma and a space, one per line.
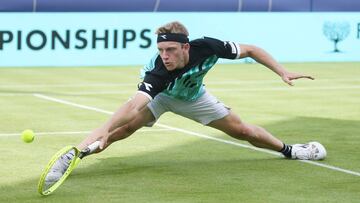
1, 116, 360, 202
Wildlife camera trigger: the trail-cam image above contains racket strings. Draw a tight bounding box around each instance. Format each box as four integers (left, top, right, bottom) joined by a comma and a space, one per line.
44, 149, 75, 187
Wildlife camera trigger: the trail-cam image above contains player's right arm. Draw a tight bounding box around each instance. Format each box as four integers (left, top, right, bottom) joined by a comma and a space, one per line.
78, 92, 150, 151
97, 92, 150, 149
107, 92, 151, 132
98, 70, 167, 149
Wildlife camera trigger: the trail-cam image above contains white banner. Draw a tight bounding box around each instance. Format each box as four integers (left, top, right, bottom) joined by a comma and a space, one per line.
0, 13, 359, 67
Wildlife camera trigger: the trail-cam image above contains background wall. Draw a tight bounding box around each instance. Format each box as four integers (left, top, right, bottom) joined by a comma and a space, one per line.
0, 13, 359, 67
1, 0, 360, 12
1, 0, 359, 67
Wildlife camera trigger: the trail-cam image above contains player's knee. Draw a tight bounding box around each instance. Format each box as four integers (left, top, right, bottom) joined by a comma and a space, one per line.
233, 124, 254, 140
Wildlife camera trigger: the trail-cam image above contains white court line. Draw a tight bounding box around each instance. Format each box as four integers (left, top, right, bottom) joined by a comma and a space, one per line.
32, 93, 360, 177
0, 129, 172, 137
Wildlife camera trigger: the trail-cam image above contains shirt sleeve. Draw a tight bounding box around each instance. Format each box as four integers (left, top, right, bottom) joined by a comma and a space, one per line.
201, 37, 241, 59
138, 72, 168, 100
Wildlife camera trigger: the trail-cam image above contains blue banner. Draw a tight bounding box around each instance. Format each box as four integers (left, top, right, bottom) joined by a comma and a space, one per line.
0, 13, 359, 67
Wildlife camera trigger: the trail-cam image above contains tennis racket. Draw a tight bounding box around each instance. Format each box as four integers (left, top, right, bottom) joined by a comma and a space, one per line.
38, 141, 100, 196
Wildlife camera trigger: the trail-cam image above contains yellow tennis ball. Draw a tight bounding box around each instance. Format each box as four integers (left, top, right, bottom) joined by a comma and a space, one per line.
21, 129, 35, 143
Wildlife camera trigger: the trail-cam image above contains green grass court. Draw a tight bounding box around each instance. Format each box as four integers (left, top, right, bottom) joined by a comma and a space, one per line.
0, 62, 359, 202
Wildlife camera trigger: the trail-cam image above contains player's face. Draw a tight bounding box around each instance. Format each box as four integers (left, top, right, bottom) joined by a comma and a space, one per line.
157, 41, 190, 71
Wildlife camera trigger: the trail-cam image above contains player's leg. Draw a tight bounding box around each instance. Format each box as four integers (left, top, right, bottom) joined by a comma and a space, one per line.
100, 107, 155, 150
207, 111, 284, 151
77, 92, 168, 153
207, 114, 327, 160
98, 93, 170, 150
165, 91, 282, 151
166, 90, 293, 158
206, 109, 328, 160
77, 106, 155, 152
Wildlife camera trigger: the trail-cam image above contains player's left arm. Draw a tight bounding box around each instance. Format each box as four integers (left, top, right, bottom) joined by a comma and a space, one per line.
238, 44, 314, 86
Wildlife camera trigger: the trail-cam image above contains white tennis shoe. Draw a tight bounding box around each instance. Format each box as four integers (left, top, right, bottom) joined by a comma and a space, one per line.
45, 150, 75, 185
291, 141, 327, 160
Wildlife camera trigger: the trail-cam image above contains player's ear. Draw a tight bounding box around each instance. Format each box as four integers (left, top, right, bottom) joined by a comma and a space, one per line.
182, 43, 190, 51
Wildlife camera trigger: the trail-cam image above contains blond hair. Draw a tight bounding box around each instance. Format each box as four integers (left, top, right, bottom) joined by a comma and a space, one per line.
155, 21, 189, 36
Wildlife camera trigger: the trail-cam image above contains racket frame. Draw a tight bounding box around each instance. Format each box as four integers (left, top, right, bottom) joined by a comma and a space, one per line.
38, 146, 80, 196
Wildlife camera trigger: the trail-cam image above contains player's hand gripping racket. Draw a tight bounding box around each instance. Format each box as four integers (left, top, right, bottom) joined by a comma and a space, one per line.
38, 141, 100, 196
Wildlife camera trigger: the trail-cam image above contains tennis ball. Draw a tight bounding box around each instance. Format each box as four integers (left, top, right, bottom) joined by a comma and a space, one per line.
21, 129, 35, 143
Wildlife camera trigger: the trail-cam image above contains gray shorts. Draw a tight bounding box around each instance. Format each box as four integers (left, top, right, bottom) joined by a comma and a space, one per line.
146, 90, 230, 126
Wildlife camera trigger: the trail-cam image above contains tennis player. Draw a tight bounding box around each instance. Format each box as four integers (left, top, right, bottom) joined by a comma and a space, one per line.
50, 21, 325, 179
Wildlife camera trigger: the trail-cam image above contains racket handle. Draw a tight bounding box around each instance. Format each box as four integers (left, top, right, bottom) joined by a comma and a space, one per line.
79, 141, 100, 159
88, 140, 100, 153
